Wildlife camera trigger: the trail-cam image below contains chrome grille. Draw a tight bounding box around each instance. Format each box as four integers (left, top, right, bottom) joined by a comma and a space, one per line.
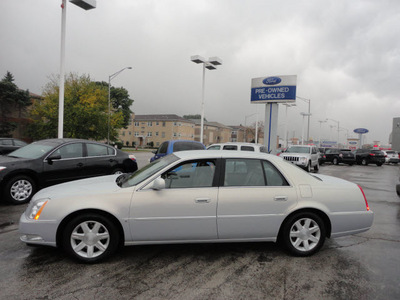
283, 156, 299, 162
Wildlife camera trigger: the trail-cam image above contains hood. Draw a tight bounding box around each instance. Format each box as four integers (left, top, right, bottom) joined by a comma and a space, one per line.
33, 174, 122, 200
0, 155, 30, 165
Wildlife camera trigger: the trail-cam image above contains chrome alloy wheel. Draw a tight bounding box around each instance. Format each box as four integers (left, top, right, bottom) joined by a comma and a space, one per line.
289, 218, 321, 252
70, 220, 111, 258
10, 179, 33, 202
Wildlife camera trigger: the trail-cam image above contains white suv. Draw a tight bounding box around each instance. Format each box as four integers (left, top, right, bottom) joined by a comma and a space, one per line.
280, 145, 319, 172
207, 142, 267, 153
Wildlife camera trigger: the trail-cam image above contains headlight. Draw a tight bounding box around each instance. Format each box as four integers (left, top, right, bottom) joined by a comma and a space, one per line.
0, 166, 6, 171
27, 199, 49, 220
299, 157, 307, 163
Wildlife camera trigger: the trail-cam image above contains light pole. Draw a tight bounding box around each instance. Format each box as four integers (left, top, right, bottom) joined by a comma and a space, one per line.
245, 113, 258, 143
327, 118, 340, 147
318, 120, 327, 147
58, 0, 96, 138
282, 103, 296, 148
191, 55, 222, 144
296, 96, 311, 142
300, 112, 311, 145
108, 67, 132, 144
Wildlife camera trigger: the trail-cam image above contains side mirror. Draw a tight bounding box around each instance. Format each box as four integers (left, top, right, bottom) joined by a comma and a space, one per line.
152, 150, 157, 154
47, 153, 61, 164
151, 177, 165, 190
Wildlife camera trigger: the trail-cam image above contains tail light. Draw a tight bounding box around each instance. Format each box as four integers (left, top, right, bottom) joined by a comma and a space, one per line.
128, 154, 136, 161
358, 185, 370, 211
369, 153, 375, 156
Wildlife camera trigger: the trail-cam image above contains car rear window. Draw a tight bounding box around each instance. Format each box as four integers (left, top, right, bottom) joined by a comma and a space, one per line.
173, 142, 204, 152
223, 145, 238, 150
240, 146, 255, 151
371, 150, 383, 154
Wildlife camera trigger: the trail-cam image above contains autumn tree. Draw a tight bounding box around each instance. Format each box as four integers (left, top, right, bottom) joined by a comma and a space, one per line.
28, 73, 125, 141
0, 71, 31, 136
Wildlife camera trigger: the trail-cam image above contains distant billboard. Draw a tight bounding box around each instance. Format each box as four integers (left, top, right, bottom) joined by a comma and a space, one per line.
251, 75, 297, 104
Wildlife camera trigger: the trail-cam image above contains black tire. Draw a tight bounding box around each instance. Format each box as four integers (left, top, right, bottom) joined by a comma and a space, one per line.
361, 158, 368, 166
396, 184, 400, 197
112, 168, 124, 175
306, 162, 311, 172
4, 175, 36, 205
333, 157, 339, 165
281, 212, 326, 256
376, 163, 383, 167
314, 163, 319, 172
63, 213, 120, 263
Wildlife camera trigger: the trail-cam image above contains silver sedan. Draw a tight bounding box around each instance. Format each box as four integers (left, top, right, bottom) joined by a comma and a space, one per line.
19, 151, 374, 263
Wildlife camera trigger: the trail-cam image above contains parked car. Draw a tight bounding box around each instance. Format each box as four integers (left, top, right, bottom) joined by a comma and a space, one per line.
382, 150, 399, 164
0, 139, 138, 204
354, 149, 385, 166
0, 138, 28, 155
280, 145, 320, 172
150, 140, 205, 162
19, 150, 373, 263
324, 148, 356, 165
318, 148, 327, 165
207, 142, 267, 153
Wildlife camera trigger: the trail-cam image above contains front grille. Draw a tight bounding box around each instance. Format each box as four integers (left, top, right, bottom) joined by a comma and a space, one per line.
283, 156, 299, 162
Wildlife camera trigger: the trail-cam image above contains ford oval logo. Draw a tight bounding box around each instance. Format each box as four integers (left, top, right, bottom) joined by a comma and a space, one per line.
353, 128, 369, 134
263, 77, 281, 85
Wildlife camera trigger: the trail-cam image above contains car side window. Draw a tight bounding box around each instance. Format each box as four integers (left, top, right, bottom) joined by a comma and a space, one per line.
53, 143, 83, 159
158, 142, 168, 154
208, 145, 221, 150
262, 161, 289, 186
161, 159, 216, 189
223, 145, 238, 150
224, 159, 265, 187
241, 146, 255, 151
14, 140, 27, 147
87, 143, 114, 157
1, 139, 13, 145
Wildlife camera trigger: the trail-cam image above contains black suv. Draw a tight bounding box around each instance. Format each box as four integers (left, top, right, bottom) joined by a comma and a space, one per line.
324, 148, 356, 165
354, 149, 385, 166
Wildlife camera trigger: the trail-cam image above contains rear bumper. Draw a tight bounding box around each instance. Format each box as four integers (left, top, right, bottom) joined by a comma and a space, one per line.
330, 210, 374, 237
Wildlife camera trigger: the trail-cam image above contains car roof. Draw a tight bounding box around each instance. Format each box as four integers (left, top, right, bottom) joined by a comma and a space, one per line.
173, 149, 279, 161
31, 138, 108, 147
209, 142, 264, 147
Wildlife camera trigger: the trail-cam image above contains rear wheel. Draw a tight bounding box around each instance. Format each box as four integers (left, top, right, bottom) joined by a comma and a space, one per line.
361, 158, 368, 166
282, 212, 326, 256
4, 175, 36, 204
333, 157, 339, 165
112, 168, 124, 175
63, 213, 120, 263
313, 163, 319, 172
306, 162, 311, 172
376, 163, 383, 167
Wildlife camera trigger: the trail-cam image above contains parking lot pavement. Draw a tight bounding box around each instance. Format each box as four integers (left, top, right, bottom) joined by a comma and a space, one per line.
0, 158, 399, 299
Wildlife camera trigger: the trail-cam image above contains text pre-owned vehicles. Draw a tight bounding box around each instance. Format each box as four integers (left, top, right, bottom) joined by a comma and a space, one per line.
324, 148, 356, 165
19, 150, 373, 263
207, 142, 268, 153
150, 140, 205, 162
280, 145, 319, 172
0, 138, 28, 155
0, 139, 138, 204
354, 149, 385, 166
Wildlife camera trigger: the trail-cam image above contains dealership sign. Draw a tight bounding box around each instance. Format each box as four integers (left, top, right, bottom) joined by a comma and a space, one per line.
353, 128, 369, 134
251, 75, 297, 103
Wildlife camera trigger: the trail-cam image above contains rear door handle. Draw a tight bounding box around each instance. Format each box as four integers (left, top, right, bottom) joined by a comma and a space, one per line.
195, 198, 211, 203
77, 162, 84, 167
274, 196, 288, 201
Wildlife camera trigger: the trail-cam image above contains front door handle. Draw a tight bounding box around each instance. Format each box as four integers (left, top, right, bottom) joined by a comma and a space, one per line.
274, 196, 288, 201
195, 198, 211, 203
77, 162, 84, 167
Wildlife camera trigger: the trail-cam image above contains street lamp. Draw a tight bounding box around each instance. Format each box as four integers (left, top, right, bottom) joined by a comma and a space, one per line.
296, 96, 311, 142
326, 118, 340, 147
244, 113, 259, 143
58, 0, 96, 138
282, 103, 296, 148
191, 55, 222, 144
300, 112, 311, 145
107, 67, 132, 144
318, 120, 327, 147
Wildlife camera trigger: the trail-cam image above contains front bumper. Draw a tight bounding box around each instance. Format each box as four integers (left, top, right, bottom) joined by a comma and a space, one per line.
19, 213, 58, 247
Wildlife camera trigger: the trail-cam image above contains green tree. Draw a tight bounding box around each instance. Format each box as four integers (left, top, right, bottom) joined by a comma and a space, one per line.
96, 81, 134, 128
0, 71, 31, 136
28, 73, 124, 141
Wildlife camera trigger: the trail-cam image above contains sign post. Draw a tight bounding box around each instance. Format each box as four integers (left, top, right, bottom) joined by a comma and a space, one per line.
251, 75, 297, 153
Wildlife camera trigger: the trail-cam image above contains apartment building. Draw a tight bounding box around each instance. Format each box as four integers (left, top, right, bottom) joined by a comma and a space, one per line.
119, 114, 195, 147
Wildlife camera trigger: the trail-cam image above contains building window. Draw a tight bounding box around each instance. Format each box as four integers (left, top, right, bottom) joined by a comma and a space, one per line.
156, 122, 159, 126
162, 132, 165, 138
155, 132, 159, 136
147, 132, 152, 137
173, 132, 177, 137
174, 122, 177, 126
129, 131, 132, 135
134, 122, 139, 126
122, 131, 125, 136
148, 121, 152, 126
134, 132, 139, 137
162, 122, 166, 127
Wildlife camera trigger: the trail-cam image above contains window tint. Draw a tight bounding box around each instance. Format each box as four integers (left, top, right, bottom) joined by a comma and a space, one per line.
14, 140, 27, 147
224, 159, 265, 187
158, 142, 169, 154
262, 161, 289, 186
0, 139, 12, 145
162, 159, 216, 188
241, 146, 255, 152
87, 143, 114, 157
223, 145, 238, 150
53, 143, 83, 159
173, 142, 204, 152
208, 145, 221, 150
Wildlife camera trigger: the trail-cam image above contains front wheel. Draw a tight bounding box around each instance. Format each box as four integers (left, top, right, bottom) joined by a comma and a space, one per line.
314, 163, 319, 172
306, 162, 311, 172
333, 157, 339, 165
361, 158, 368, 166
281, 212, 326, 256
63, 214, 120, 263
4, 175, 36, 205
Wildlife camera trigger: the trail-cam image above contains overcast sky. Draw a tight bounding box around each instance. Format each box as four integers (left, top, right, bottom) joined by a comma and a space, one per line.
1, 0, 399, 145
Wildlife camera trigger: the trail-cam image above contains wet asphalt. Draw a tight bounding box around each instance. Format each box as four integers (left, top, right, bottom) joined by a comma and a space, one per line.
0, 152, 399, 299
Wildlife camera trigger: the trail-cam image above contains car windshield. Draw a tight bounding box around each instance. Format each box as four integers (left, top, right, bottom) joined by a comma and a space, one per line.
286, 146, 310, 154
7, 142, 54, 159
121, 154, 179, 187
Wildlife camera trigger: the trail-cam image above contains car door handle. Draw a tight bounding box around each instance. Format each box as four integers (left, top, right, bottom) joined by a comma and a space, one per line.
195, 198, 211, 203
77, 162, 84, 167
274, 196, 288, 201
